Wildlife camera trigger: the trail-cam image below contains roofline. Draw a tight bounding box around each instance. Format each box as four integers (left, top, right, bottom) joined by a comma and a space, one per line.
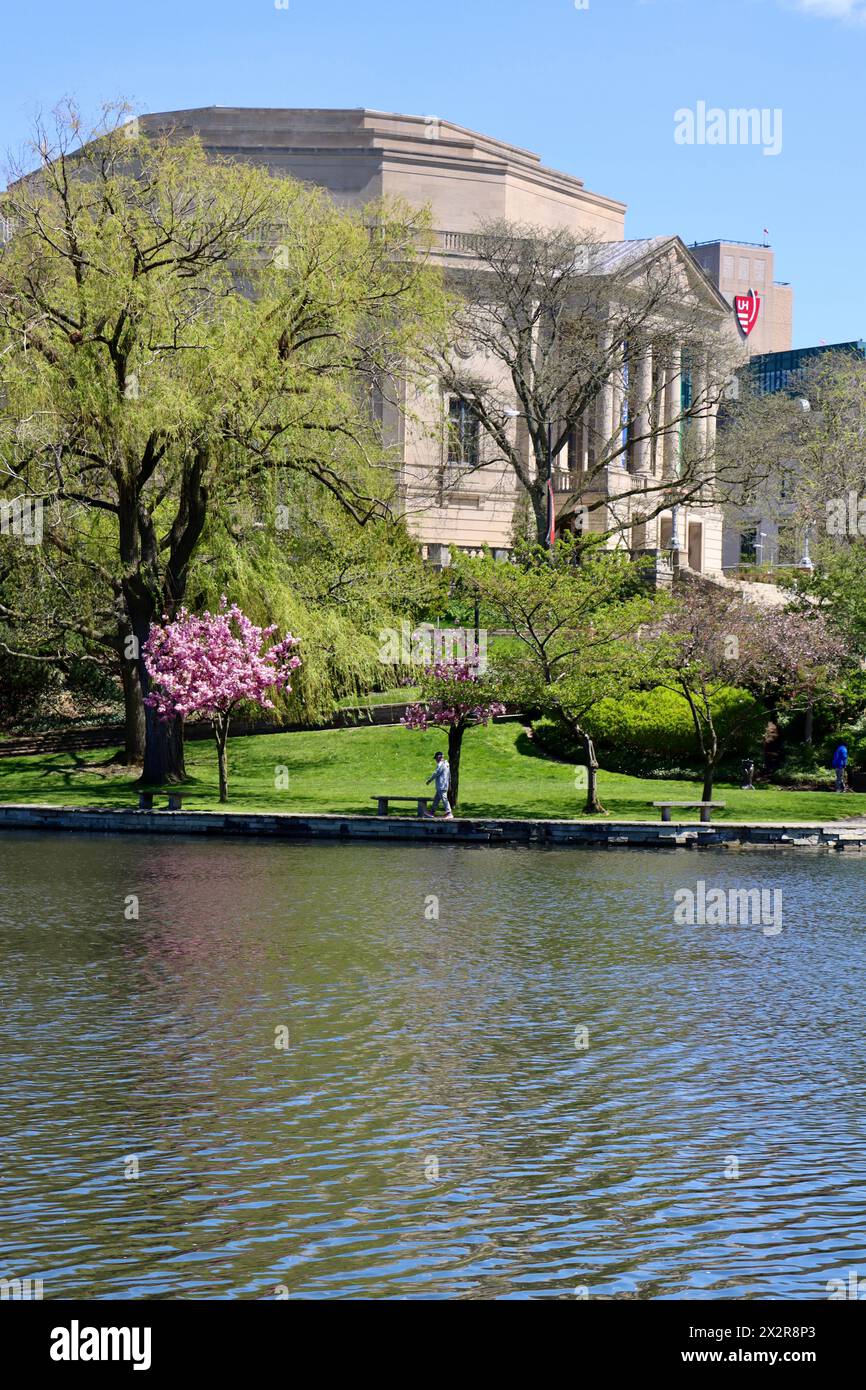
689, 239, 773, 251
137, 106, 628, 214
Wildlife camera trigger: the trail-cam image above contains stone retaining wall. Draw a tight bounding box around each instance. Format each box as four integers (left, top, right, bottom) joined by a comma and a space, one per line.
1, 804, 865, 851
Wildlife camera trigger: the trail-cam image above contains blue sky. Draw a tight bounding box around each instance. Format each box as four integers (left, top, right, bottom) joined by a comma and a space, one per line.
1, 0, 862, 346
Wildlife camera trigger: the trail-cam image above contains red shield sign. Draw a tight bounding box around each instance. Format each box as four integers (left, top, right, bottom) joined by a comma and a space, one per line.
734, 289, 761, 338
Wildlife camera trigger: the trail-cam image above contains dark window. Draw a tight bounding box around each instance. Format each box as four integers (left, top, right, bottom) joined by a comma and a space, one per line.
740, 528, 758, 564
448, 399, 480, 467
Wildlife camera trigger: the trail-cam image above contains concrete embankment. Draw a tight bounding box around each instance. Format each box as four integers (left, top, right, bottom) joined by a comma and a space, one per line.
0, 804, 864, 850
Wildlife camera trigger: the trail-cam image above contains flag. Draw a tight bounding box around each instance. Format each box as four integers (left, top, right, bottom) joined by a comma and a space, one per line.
546, 478, 556, 548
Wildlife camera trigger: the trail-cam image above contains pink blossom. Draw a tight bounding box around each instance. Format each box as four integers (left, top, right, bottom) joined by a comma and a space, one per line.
401, 656, 505, 732
142, 600, 301, 724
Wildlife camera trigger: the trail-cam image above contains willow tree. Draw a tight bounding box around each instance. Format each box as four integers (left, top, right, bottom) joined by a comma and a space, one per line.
0, 103, 448, 780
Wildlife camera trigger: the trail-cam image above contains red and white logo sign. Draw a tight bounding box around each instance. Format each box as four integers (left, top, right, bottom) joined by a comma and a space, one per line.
734, 288, 761, 338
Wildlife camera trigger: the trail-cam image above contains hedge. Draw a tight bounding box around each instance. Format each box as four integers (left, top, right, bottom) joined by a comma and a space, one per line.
533, 685, 766, 776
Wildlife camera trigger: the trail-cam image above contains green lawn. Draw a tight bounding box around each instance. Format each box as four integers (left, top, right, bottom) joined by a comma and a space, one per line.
0, 721, 859, 823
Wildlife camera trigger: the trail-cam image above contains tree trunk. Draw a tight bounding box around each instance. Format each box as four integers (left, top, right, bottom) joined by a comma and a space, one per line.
804, 703, 814, 745
531, 484, 548, 548
216, 719, 229, 804
133, 610, 187, 786
581, 731, 607, 815
447, 724, 464, 809
142, 705, 186, 786
119, 657, 146, 765
702, 759, 716, 803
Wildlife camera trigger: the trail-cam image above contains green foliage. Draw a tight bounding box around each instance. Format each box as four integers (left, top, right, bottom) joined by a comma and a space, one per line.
0, 104, 452, 746
455, 539, 663, 718
534, 684, 765, 775
0, 721, 858, 823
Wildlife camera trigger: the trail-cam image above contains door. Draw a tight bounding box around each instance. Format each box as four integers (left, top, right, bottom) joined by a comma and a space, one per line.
688, 521, 703, 572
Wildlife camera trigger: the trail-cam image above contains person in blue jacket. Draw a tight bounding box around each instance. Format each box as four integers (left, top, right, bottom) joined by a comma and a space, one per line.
832, 743, 849, 793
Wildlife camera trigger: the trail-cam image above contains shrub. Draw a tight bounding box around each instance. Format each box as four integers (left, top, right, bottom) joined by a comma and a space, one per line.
533, 685, 765, 776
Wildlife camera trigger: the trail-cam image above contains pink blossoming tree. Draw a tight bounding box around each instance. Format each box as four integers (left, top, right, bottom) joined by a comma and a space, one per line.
402, 657, 506, 809
143, 599, 301, 803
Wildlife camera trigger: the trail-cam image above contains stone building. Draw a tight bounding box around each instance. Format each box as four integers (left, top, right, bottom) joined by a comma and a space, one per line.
136, 107, 736, 574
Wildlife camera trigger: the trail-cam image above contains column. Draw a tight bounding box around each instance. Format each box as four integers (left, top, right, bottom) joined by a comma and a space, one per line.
662, 344, 681, 479
692, 354, 709, 458
705, 354, 718, 461
633, 344, 653, 475
594, 328, 614, 463
655, 359, 668, 477
610, 341, 625, 467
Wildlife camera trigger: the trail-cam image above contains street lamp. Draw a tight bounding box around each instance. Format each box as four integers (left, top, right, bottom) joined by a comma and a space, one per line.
669, 504, 682, 556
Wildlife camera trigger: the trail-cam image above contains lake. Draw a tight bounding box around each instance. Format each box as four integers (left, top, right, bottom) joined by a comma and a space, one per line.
1, 832, 865, 1299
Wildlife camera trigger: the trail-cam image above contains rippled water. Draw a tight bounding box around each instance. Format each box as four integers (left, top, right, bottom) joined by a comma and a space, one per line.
1, 832, 866, 1299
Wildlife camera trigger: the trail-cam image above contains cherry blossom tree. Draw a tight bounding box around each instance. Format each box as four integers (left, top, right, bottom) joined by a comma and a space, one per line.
143, 599, 301, 803
402, 657, 505, 809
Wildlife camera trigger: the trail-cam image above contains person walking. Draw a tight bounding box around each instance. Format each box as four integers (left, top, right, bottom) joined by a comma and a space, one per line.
424, 751, 453, 819
832, 742, 849, 793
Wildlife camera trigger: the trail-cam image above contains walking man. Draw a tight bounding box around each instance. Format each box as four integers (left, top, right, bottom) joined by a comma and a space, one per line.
832, 742, 849, 793
424, 751, 453, 819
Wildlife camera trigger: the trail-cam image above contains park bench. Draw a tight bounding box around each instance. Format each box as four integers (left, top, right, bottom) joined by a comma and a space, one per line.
652, 800, 725, 823
138, 792, 184, 811
371, 795, 429, 817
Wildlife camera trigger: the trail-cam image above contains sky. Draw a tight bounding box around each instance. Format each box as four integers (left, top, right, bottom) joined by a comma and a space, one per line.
1, 0, 863, 347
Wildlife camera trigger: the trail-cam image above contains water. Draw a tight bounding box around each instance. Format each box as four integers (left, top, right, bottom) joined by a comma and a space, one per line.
1, 832, 865, 1300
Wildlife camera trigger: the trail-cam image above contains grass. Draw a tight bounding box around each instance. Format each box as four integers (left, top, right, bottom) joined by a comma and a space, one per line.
0, 721, 859, 823
336, 686, 419, 708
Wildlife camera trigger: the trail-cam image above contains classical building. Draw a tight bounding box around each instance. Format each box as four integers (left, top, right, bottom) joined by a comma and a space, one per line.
136, 108, 737, 574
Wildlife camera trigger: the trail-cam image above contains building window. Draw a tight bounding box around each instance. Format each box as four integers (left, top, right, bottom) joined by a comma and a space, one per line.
738, 256, 750, 281
723, 255, 735, 281
740, 528, 758, 564
448, 398, 480, 467
752, 259, 766, 283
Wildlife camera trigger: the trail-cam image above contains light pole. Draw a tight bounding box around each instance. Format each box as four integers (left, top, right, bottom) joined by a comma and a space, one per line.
670, 504, 682, 557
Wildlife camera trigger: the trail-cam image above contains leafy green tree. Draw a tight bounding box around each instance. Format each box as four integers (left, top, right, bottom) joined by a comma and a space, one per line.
0, 103, 448, 780
455, 540, 661, 812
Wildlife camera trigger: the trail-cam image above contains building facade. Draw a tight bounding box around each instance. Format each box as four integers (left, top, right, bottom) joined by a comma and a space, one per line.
688, 240, 793, 357
721, 340, 866, 571
139, 108, 735, 574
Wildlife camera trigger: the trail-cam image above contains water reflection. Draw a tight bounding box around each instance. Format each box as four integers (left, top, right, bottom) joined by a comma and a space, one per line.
1, 832, 865, 1299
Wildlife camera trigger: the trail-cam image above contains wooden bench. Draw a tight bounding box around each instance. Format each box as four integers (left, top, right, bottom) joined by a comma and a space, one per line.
372, 795, 429, 817
138, 792, 184, 811
653, 800, 725, 823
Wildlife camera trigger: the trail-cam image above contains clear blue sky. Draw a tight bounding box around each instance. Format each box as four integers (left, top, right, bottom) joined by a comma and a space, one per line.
1, 0, 862, 347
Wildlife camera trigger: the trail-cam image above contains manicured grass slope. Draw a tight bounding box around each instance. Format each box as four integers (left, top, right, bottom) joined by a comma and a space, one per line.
0, 722, 857, 823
